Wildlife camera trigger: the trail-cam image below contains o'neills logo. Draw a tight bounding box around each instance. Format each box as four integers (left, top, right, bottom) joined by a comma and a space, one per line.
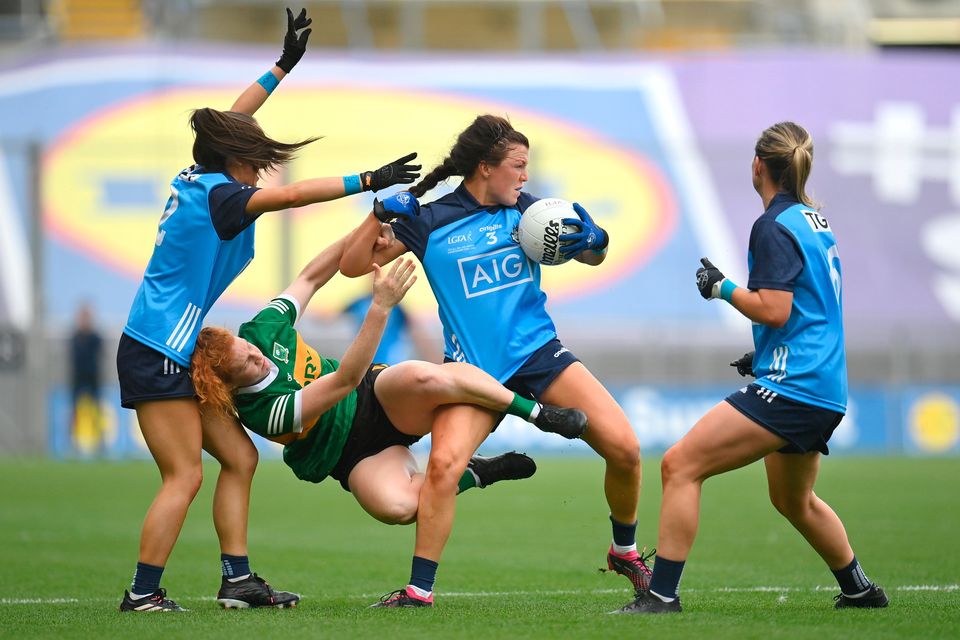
543, 219, 562, 263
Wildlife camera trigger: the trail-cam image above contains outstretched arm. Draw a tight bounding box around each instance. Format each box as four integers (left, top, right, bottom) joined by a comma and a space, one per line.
231, 8, 311, 116
279, 234, 349, 315
299, 259, 417, 427
244, 154, 421, 216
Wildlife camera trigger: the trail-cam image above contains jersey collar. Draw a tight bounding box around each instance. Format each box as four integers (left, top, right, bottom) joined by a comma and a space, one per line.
235, 361, 279, 395
454, 182, 503, 215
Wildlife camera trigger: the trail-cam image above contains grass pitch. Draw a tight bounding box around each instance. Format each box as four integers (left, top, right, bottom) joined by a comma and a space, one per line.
0, 455, 957, 639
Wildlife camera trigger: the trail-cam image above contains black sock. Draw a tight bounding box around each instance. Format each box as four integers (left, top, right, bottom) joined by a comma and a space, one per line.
409, 555, 439, 593
649, 555, 685, 600
221, 554, 250, 580
610, 515, 637, 548
131, 562, 164, 596
832, 556, 873, 596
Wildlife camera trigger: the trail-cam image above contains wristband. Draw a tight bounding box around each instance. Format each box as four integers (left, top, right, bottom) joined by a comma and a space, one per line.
256, 70, 280, 95
720, 279, 737, 303
342, 175, 362, 195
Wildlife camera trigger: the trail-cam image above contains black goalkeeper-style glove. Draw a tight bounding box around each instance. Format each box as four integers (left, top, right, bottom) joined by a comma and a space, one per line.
730, 351, 755, 378
361, 153, 421, 193
276, 7, 312, 73
695, 257, 727, 300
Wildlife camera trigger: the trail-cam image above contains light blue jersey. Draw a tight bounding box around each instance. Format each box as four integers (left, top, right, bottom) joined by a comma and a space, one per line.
747, 193, 846, 413
124, 165, 259, 367
392, 185, 556, 382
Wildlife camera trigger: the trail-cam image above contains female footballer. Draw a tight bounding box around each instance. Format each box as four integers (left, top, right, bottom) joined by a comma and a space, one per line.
616, 122, 888, 614
339, 115, 649, 607
117, 8, 419, 612
190, 237, 586, 564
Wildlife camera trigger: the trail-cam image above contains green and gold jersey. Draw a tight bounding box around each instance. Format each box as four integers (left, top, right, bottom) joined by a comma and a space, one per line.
234, 295, 357, 483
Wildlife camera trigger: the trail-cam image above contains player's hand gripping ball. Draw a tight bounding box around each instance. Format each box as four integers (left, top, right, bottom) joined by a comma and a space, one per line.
517, 198, 580, 266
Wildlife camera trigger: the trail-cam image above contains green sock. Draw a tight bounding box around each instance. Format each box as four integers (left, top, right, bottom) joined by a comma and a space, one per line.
506, 393, 537, 421
457, 468, 480, 494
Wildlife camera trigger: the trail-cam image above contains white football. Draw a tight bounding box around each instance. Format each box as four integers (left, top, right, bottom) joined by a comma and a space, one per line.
517, 198, 580, 266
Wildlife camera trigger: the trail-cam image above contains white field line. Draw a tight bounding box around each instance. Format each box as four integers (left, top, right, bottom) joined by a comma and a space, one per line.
1, 584, 957, 605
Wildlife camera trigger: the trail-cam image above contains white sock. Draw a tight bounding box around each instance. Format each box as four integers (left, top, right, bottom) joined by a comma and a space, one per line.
612, 542, 637, 555
650, 590, 676, 603
227, 573, 251, 583
407, 584, 432, 598
529, 404, 541, 421
129, 591, 153, 600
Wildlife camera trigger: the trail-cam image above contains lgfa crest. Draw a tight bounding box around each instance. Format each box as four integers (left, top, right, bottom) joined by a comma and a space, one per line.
272, 342, 289, 364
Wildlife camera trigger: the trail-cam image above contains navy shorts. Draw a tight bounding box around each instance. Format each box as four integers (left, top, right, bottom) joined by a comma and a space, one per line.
504, 337, 580, 399
117, 333, 195, 409
329, 364, 421, 492
725, 383, 844, 455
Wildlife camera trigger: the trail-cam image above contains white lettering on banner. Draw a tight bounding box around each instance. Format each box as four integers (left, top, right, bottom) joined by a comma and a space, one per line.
922, 212, 960, 322
458, 246, 533, 299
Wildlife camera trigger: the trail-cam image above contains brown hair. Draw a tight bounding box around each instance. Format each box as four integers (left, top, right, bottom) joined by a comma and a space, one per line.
755, 121, 816, 208
409, 114, 529, 198
189, 108, 320, 173
191, 326, 236, 418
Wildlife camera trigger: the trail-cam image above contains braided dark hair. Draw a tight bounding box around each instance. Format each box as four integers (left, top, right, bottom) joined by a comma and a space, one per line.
409, 114, 529, 198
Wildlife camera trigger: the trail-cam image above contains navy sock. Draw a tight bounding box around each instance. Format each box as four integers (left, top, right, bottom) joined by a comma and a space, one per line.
409, 555, 439, 593
649, 555, 685, 600
131, 562, 164, 596
221, 554, 251, 580
832, 556, 873, 596
610, 515, 637, 547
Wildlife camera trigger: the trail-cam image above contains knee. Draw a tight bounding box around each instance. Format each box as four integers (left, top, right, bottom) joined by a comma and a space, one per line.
164, 465, 203, 500
377, 498, 419, 525
599, 428, 641, 473
660, 445, 687, 488
424, 451, 463, 491
409, 364, 448, 395
769, 490, 811, 521
221, 438, 259, 479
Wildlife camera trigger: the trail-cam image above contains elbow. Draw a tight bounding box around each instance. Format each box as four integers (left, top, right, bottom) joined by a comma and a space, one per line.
338, 258, 366, 278
760, 310, 790, 329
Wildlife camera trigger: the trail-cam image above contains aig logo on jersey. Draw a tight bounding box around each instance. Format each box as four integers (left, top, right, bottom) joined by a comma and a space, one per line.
801, 209, 832, 232
457, 246, 533, 299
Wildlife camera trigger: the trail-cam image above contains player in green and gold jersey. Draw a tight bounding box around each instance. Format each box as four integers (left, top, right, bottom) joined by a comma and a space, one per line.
191, 235, 587, 532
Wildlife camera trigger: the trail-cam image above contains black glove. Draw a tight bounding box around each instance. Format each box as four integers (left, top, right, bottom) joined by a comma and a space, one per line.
695, 257, 727, 300
276, 8, 312, 73
361, 153, 421, 193
730, 351, 755, 377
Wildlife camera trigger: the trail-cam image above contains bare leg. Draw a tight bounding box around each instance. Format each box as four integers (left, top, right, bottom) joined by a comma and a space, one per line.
657, 401, 785, 560
374, 361, 514, 435
764, 452, 855, 569
413, 404, 497, 562
135, 398, 204, 566
201, 412, 259, 557
349, 445, 423, 525
539, 363, 640, 525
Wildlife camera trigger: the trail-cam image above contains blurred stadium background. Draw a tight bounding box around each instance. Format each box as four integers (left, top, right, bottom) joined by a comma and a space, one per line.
0, 0, 958, 461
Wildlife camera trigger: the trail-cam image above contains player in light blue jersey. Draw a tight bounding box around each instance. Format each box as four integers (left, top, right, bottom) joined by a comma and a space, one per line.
617, 122, 887, 614
341, 115, 650, 608
117, 8, 421, 613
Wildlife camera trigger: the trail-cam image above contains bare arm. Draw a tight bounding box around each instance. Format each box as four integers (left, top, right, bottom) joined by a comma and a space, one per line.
574, 248, 607, 266
245, 177, 349, 214
340, 213, 410, 277
231, 8, 311, 116
298, 259, 417, 427
279, 235, 348, 315
230, 66, 287, 116
729, 287, 793, 328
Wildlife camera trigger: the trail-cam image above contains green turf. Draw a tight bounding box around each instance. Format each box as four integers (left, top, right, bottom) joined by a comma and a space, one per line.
0, 456, 957, 639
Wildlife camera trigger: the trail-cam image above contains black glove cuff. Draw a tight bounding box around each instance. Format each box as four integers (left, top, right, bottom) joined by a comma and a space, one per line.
594, 227, 610, 251
373, 200, 393, 222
